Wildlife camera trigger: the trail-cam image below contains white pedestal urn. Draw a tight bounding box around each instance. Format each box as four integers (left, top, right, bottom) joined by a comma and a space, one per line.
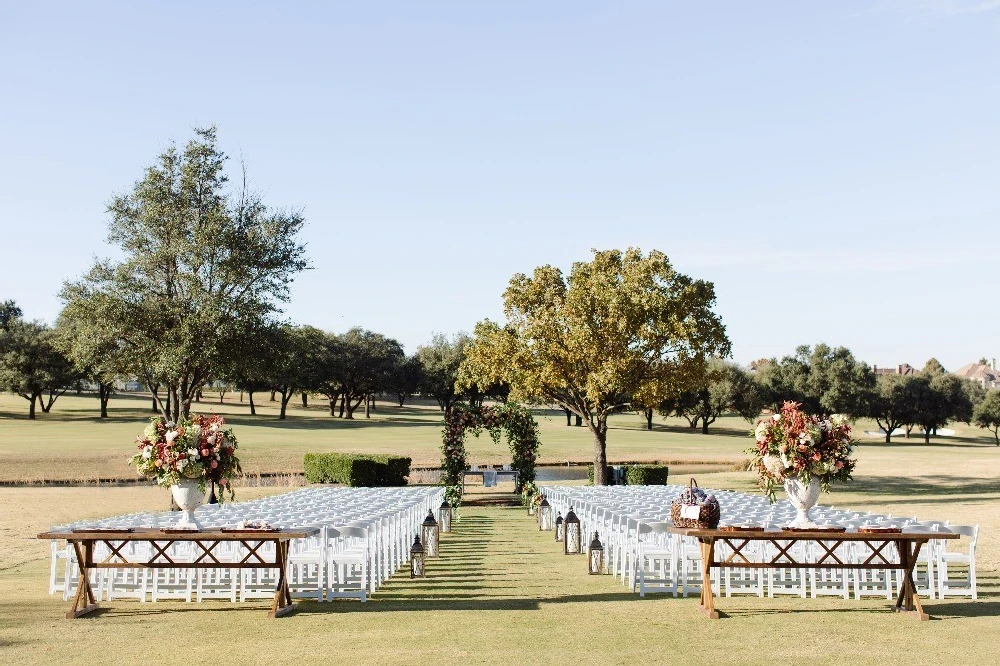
783, 476, 822, 529
170, 479, 205, 530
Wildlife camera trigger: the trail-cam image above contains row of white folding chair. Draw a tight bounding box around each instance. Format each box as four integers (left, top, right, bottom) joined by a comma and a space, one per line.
50, 487, 442, 602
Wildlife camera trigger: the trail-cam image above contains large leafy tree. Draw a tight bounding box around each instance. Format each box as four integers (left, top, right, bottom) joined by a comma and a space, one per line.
659, 359, 764, 433
388, 354, 424, 408
863, 373, 921, 443
56, 305, 129, 418
974, 390, 1000, 445
268, 325, 327, 420
460, 248, 730, 485
59, 127, 308, 422
909, 373, 975, 444
219, 323, 284, 416
333, 328, 405, 419
417, 333, 470, 414
0, 319, 80, 419
754, 343, 874, 416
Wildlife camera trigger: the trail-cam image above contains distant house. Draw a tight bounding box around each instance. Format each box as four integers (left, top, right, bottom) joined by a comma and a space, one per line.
871, 363, 917, 376
953, 360, 1000, 389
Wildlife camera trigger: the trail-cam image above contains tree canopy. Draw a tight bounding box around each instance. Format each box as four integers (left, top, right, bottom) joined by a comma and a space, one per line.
460, 248, 730, 484
974, 390, 1000, 445
59, 127, 308, 421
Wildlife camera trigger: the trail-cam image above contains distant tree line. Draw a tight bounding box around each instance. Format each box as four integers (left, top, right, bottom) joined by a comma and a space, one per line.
0, 294, 503, 422
652, 343, 993, 445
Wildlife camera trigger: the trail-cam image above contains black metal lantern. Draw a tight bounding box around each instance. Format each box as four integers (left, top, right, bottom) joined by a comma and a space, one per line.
538, 496, 552, 531
563, 506, 581, 555
410, 535, 425, 578
422, 510, 440, 558
439, 499, 453, 534
554, 512, 564, 542
588, 531, 604, 574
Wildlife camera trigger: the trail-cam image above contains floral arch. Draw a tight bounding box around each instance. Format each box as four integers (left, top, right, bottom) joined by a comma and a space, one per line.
441, 402, 540, 507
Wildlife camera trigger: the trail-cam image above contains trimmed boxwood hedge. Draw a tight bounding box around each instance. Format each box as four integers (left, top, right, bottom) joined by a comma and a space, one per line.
624, 464, 669, 486
304, 453, 411, 487
587, 464, 669, 486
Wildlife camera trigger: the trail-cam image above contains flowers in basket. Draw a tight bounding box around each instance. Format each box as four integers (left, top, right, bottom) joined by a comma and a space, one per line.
130, 414, 242, 501
745, 401, 856, 501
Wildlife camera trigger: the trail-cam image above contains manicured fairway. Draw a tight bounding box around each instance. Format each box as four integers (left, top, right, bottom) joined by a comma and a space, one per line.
2, 392, 997, 483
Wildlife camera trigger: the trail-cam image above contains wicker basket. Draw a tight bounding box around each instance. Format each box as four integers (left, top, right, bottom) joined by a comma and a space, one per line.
670, 478, 721, 529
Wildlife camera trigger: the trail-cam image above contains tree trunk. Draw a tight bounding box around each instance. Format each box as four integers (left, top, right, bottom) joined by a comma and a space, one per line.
338, 393, 346, 418
397, 394, 405, 408
701, 418, 710, 435
345, 395, 364, 419
590, 421, 609, 485
329, 397, 337, 416
364, 394, 371, 419
270, 390, 276, 402
301, 392, 308, 408
248, 390, 256, 416
564, 408, 572, 426
28, 393, 37, 420
885, 429, 891, 444
279, 389, 292, 420
923, 426, 931, 444
575, 414, 583, 427
99, 382, 112, 418
645, 408, 653, 431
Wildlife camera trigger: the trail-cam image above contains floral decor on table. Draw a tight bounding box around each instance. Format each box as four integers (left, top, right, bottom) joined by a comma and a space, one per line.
745, 401, 856, 529
130, 414, 242, 529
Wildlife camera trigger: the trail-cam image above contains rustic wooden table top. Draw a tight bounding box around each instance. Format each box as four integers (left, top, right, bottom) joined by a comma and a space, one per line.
38, 527, 319, 541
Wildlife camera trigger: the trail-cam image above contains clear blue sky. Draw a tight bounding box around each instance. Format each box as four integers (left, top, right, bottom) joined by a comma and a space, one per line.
1, 1, 997, 370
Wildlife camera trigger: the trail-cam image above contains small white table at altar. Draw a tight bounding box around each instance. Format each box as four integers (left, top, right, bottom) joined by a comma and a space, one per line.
461, 468, 519, 492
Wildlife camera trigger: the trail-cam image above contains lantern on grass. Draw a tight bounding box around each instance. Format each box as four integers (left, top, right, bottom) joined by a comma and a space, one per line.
554, 512, 564, 542
422, 510, 440, 557
588, 532, 604, 575
410, 536, 425, 578
439, 499, 453, 533
563, 507, 581, 555
538, 496, 552, 531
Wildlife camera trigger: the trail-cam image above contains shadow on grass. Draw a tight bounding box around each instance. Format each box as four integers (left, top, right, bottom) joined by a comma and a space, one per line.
848, 475, 1000, 501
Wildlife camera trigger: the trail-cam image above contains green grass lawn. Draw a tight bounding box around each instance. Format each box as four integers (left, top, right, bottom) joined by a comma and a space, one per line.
2, 391, 997, 483
1, 478, 998, 666
1, 392, 998, 665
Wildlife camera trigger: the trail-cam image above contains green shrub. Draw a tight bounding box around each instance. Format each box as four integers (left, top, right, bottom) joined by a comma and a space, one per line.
585, 463, 669, 486
302, 453, 411, 487
369, 455, 412, 486
624, 464, 669, 485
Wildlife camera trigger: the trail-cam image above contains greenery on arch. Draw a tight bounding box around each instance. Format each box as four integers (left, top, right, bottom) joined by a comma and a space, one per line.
441, 402, 540, 507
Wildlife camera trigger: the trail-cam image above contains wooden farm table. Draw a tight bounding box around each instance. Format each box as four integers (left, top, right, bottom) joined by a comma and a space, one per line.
669, 526, 960, 621
37, 527, 318, 619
